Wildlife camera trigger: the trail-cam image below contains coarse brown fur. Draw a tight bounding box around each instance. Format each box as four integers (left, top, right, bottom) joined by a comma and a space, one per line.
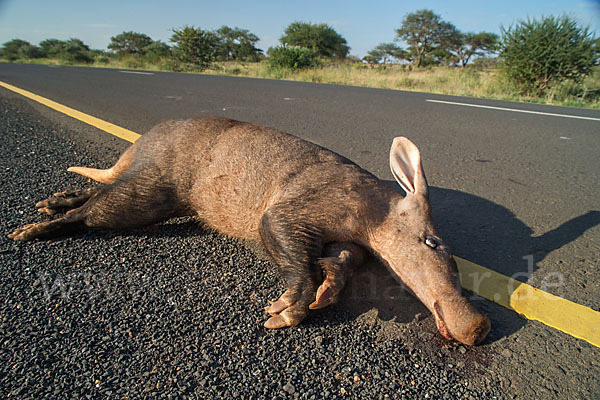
9, 117, 490, 345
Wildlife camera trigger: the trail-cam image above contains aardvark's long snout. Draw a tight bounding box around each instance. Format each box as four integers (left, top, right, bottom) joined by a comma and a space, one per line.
432, 297, 491, 346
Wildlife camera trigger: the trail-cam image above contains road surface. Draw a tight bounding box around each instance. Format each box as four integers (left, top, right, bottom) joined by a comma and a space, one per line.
1, 63, 599, 399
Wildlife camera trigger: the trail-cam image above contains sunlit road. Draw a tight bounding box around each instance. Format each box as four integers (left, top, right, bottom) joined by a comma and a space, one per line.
1, 62, 599, 398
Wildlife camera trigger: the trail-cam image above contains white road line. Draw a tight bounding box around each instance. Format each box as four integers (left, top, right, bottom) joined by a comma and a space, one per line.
426, 99, 600, 122
119, 70, 155, 76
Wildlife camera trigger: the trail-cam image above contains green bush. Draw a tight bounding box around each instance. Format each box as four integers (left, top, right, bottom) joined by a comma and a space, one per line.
215, 26, 262, 61
268, 46, 318, 70
19, 43, 42, 59
170, 26, 218, 71
58, 39, 92, 64
554, 80, 583, 100
279, 22, 349, 59
38, 38, 92, 64
500, 15, 599, 97
39, 39, 63, 58
1, 39, 42, 61
548, 76, 600, 104
108, 31, 153, 56
89, 50, 110, 64
142, 41, 171, 64
120, 55, 145, 69
95, 55, 110, 64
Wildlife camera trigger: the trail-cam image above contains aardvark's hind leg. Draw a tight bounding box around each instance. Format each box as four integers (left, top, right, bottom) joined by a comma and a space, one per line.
9, 171, 184, 241
8, 213, 86, 241
9, 187, 98, 240
36, 188, 98, 215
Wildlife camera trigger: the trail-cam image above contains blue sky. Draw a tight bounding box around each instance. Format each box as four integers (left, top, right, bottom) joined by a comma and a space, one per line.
0, 0, 598, 57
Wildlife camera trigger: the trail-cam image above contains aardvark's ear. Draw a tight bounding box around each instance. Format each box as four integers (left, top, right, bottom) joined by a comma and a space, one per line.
389, 137, 428, 197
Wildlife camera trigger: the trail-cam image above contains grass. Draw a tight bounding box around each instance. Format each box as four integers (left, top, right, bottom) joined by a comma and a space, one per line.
3, 57, 600, 109
207, 61, 600, 108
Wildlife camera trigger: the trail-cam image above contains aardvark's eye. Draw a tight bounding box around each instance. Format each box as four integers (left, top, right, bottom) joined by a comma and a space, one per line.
425, 237, 440, 249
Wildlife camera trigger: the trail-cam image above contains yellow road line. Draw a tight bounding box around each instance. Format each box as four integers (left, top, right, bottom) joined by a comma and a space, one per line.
0, 80, 141, 143
455, 257, 599, 347
2, 80, 599, 348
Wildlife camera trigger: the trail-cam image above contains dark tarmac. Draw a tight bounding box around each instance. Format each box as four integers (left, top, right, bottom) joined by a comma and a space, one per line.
1, 63, 599, 398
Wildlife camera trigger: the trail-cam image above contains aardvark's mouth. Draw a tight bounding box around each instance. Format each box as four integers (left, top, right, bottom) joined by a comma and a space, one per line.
433, 301, 453, 340
431, 300, 491, 345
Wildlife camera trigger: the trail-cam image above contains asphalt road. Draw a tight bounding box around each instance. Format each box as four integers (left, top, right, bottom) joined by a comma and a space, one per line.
1, 63, 599, 399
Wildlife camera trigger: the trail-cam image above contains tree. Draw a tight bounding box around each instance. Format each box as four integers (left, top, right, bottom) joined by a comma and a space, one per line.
500, 15, 599, 96
427, 48, 456, 66
90, 49, 110, 64
108, 31, 153, 55
142, 40, 171, 62
453, 32, 499, 68
39, 39, 64, 58
38, 38, 92, 63
362, 55, 378, 65
170, 26, 219, 70
395, 9, 459, 68
57, 38, 92, 63
215, 26, 262, 61
367, 42, 407, 64
21, 44, 42, 59
1, 39, 41, 61
280, 22, 349, 59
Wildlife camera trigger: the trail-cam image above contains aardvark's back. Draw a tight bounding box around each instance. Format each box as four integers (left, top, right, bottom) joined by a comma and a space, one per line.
136, 117, 385, 242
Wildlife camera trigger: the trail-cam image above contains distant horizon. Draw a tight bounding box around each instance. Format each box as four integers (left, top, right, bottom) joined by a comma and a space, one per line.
1, 1, 598, 58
